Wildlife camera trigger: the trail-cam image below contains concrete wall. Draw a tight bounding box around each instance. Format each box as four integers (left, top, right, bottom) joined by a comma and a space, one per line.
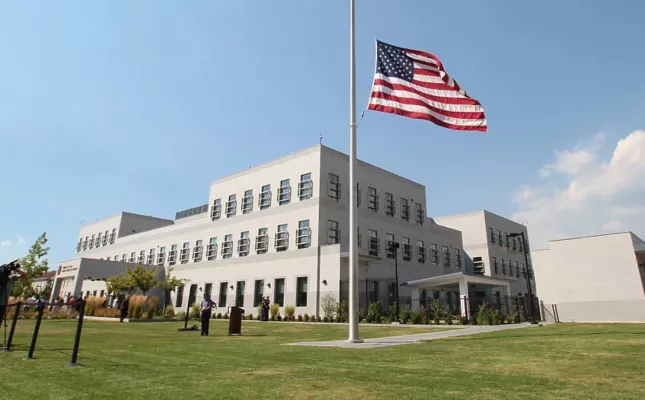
118, 212, 174, 239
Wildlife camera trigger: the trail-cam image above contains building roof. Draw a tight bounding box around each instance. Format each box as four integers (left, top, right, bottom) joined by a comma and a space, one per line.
34, 270, 57, 281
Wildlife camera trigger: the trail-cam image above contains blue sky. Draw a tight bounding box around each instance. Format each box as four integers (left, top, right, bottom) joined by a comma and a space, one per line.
1, 0, 644, 266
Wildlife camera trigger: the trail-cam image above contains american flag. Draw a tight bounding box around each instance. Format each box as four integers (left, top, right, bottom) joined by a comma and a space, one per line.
367, 40, 487, 132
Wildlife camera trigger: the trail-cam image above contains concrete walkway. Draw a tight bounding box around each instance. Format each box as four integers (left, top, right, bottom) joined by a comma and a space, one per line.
286, 323, 532, 349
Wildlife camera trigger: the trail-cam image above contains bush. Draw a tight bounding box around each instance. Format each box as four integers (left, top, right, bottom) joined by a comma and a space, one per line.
224, 313, 229, 320
190, 304, 200, 320
321, 293, 338, 320
366, 302, 381, 323
85, 296, 105, 316
459, 316, 468, 325
411, 309, 422, 325
95, 308, 121, 318
303, 313, 309, 322
176, 311, 186, 320
277, 315, 282, 321
399, 305, 412, 324
216, 312, 222, 319
270, 303, 280, 318
476, 303, 491, 325
297, 314, 303, 322
285, 305, 296, 320
147, 296, 161, 317
445, 311, 453, 325
164, 305, 176, 318
323, 316, 329, 323
257, 305, 262, 319
247, 313, 253, 320
270, 315, 275, 321
432, 300, 441, 325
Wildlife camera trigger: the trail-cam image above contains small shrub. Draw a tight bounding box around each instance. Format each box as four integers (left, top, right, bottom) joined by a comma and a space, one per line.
432, 300, 441, 325
399, 305, 412, 324
277, 315, 282, 321
321, 293, 339, 320
176, 311, 186, 320
304, 313, 309, 322
285, 305, 296, 320
270, 315, 275, 321
476, 303, 491, 325
459, 316, 468, 325
224, 313, 229, 319
366, 302, 381, 323
270, 303, 280, 318
190, 304, 200, 320
323, 316, 329, 323
216, 312, 222, 319
379, 316, 388, 324
411, 309, 422, 325
247, 313, 253, 320
445, 312, 453, 325
147, 296, 160, 317
297, 314, 303, 322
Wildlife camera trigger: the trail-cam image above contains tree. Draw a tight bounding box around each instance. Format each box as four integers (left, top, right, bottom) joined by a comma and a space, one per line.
105, 274, 134, 308
11, 232, 50, 298
126, 265, 157, 296
156, 267, 186, 314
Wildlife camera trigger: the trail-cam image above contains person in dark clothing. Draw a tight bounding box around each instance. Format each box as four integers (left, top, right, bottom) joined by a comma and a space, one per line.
262, 296, 270, 321
199, 294, 216, 336
0, 266, 25, 325
120, 295, 130, 322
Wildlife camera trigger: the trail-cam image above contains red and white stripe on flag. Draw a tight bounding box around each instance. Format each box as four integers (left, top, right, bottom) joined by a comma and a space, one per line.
367, 40, 487, 132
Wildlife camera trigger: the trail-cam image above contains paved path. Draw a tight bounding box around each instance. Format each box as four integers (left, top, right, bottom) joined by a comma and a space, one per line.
286, 323, 532, 349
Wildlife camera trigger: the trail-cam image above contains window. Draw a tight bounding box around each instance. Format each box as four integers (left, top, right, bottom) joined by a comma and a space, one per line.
430, 243, 438, 264
275, 224, 289, 251
175, 285, 184, 308
259, 185, 271, 210
253, 280, 264, 306
242, 189, 253, 214
180, 242, 190, 264
505, 233, 510, 248
106, 256, 111, 261
385, 193, 395, 216
368, 187, 378, 211
515, 261, 520, 278
356, 183, 362, 207
296, 277, 308, 307
417, 240, 426, 263
296, 220, 311, 249
386, 233, 395, 258
512, 237, 517, 250
226, 194, 237, 218
76, 239, 82, 252
137, 250, 145, 264
129, 252, 135, 263
278, 179, 291, 205
415, 203, 424, 224
521, 263, 526, 278
298, 173, 313, 200
218, 282, 228, 307
168, 244, 177, 265
235, 281, 245, 307
489, 227, 495, 244
501, 259, 507, 275
369, 229, 379, 256
509, 261, 514, 276
518, 238, 524, 252
157, 246, 166, 265
493, 257, 499, 274
204, 283, 212, 298
401, 198, 410, 221
122, 254, 127, 262
497, 230, 503, 246
207, 237, 217, 260
238, 232, 250, 256
255, 228, 269, 254
82, 237, 88, 251
327, 220, 340, 244
402, 237, 411, 261
455, 249, 462, 269
211, 198, 222, 220
110, 229, 116, 244
357, 226, 362, 248
222, 234, 233, 259
274, 278, 285, 306
147, 248, 155, 264
443, 246, 451, 267
102, 231, 109, 246
89, 234, 95, 249
328, 173, 341, 201
96, 233, 102, 248
473, 256, 485, 275
193, 240, 203, 262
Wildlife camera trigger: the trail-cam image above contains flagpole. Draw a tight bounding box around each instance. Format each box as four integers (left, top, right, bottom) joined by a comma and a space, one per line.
348, 0, 362, 343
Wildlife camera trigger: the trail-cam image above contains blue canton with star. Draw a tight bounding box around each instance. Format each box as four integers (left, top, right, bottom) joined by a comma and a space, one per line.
376, 40, 414, 82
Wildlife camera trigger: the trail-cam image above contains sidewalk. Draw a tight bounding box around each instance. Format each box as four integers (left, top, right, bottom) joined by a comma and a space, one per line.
286, 323, 532, 349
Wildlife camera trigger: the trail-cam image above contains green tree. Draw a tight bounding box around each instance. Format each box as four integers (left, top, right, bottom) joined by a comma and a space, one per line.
11, 232, 50, 298
105, 274, 133, 296
156, 267, 186, 314
126, 265, 157, 296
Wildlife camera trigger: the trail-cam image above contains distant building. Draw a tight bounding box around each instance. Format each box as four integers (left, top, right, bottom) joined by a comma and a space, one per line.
533, 232, 645, 322
32, 270, 56, 293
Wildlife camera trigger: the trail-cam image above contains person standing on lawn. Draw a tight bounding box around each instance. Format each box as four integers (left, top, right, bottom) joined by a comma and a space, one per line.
120, 294, 130, 322
200, 294, 216, 336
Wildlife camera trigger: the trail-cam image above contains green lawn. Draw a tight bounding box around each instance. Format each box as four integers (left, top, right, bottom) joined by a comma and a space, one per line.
1, 320, 644, 400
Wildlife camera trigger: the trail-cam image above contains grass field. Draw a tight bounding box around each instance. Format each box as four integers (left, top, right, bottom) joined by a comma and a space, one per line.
1, 320, 644, 400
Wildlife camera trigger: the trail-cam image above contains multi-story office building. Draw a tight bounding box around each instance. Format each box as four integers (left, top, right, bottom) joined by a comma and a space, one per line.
51, 145, 530, 317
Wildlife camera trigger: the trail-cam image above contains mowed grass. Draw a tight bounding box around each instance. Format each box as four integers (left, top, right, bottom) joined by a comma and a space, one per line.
1, 320, 644, 400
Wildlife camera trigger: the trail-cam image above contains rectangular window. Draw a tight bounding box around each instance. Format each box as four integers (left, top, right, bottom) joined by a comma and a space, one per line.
180, 242, 190, 264
385, 193, 395, 216
505, 233, 510, 248
238, 231, 250, 256
96, 233, 102, 248
357, 226, 362, 248
430, 243, 438, 264
168, 244, 177, 265
500, 258, 506, 275
368, 187, 379, 211
235, 281, 245, 307
175, 285, 184, 308
493, 257, 499, 274
369, 229, 379, 256
296, 220, 311, 249
274, 278, 285, 306
82, 236, 88, 251
519, 237, 524, 252
102, 230, 109, 246
521, 263, 526, 278
207, 237, 217, 260
443, 246, 451, 267
89, 234, 95, 249
509, 261, 514, 276
137, 250, 145, 264
298, 173, 313, 200
255, 228, 269, 254
278, 179, 291, 205
242, 189, 253, 214
106, 257, 111, 261
211, 198, 222, 220
415, 203, 424, 224
222, 234, 233, 258
157, 246, 166, 265
122, 254, 128, 262
110, 229, 116, 244
259, 184, 271, 210
226, 194, 237, 218
512, 237, 517, 250
147, 248, 155, 264
218, 282, 228, 307
275, 224, 289, 251
489, 227, 495, 244
254, 280, 264, 306
401, 198, 410, 221
402, 237, 411, 261
515, 261, 520, 278
328, 173, 341, 201
356, 182, 362, 207
128, 252, 135, 263
327, 220, 340, 244
296, 277, 308, 307
455, 249, 462, 269
76, 239, 82, 252
386, 233, 395, 258
204, 283, 212, 298
193, 240, 203, 262
497, 230, 503, 246
417, 240, 426, 263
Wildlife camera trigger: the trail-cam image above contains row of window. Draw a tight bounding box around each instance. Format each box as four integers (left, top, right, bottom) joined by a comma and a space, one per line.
491, 256, 533, 280
489, 228, 526, 252
77, 229, 117, 252
175, 277, 308, 309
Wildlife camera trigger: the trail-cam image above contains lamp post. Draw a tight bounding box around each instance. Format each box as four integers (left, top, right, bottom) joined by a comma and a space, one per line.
387, 242, 400, 322
507, 232, 537, 324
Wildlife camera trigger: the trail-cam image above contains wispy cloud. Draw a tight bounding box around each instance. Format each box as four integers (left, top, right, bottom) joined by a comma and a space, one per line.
0, 235, 26, 249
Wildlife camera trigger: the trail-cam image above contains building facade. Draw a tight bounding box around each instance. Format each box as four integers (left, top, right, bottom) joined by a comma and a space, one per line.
51, 145, 530, 317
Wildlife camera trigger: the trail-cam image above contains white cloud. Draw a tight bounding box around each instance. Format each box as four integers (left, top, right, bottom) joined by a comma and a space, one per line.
511, 130, 645, 248
0, 240, 12, 248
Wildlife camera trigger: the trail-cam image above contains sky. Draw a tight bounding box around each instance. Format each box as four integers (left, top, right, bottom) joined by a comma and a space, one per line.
1, 0, 644, 267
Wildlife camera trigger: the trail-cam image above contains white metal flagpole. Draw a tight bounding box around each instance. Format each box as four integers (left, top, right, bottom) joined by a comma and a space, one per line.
348, 0, 362, 343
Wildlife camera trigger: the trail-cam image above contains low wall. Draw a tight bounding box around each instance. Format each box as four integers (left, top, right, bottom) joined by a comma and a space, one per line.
543, 299, 645, 323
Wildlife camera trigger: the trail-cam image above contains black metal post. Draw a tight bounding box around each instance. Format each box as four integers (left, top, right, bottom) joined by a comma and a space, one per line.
394, 247, 400, 322
25, 301, 45, 360
520, 232, 537, 324
3, 302, 21, 352
68, 299, 86, 367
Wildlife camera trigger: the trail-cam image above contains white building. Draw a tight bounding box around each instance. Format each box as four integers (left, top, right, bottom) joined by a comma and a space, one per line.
51, 145, 532, 317
533, 232, 645, 323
